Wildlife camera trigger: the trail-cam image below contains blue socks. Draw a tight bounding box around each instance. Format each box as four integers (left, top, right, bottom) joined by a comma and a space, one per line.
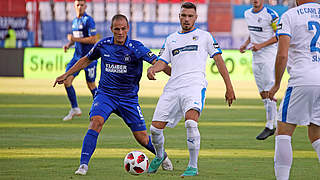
144, 135, 156, 155
90, 87, 97, 98
80, 129, 99, 165
65, 86, 78, 108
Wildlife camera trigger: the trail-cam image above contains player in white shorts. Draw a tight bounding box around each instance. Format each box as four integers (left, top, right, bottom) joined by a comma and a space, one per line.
268, 0, 320, 179
146, 2, 236, 177
240, 0, 279, 140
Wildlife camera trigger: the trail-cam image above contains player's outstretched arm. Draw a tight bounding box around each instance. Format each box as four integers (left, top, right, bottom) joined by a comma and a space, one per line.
53, 56, 92, 87
151, 59, 171, 76
68, 34, 98, 44
268, 35, 290, 101
147, 60, 168, 80
213, 54, 236, 106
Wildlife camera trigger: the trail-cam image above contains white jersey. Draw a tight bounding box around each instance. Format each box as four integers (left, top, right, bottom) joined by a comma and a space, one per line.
277, 2, 320, 86
159, 28, 222, 90
244, 7, 279, 63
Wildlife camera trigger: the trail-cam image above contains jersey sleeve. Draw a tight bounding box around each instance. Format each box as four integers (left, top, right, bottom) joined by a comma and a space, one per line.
136, 43, 157, 64
87, 17, 97, 37
207, 32, 222, 58
86, 41, 101, 60
276, 12, 291, 38
158, 38, 170, 64
267, 8, 279, 31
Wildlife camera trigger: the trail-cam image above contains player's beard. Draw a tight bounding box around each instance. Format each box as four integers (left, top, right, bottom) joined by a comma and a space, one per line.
182, 23, 195, 32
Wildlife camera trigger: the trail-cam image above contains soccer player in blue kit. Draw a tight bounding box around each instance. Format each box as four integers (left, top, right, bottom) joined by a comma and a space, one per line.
54, 14, 173, 175
62, 0, 98, 121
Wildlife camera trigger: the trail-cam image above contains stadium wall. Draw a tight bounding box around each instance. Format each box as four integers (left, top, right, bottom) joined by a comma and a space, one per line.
0, 48, 24, 77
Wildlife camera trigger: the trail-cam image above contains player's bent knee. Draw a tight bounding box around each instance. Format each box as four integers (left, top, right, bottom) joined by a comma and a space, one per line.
185, 120, 198, 128
89, 116, 104, 131
150, 125, 164, 136
151, 121, 166, 129
133, 131, 149, 145
185, 109, 199, 121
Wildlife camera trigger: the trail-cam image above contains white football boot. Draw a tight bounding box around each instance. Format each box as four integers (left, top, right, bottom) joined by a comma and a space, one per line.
75, 164, 88, 175
162, 156, 173, 171
63, 107, 82, 121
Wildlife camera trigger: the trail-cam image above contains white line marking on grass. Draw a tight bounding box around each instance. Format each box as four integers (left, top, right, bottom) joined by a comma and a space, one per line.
0, 148, 317, 159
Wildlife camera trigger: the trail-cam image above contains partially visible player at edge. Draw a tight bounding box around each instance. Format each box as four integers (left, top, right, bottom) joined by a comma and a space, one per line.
54, 14, 173, 176
240, 0, 279, 140
146, 2, 236, 177
62, 0, 98, 121
268, 0, 320, 179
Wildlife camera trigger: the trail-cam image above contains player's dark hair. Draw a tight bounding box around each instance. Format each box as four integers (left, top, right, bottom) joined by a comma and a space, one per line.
75, 0, 86, 2
181, 2, 197, 12
111, 14, 129, 27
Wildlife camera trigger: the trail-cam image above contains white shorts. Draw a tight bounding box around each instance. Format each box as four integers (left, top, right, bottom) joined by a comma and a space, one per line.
277, 86, 320, 126
152, 86, 206, 128
252, 62, 275, 92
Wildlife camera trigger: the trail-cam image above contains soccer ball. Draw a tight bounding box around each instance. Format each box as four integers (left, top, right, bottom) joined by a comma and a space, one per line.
124, 151, 149, 175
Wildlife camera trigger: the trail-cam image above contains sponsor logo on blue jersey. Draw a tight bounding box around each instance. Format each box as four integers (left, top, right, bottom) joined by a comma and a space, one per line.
105, 64, 127, 73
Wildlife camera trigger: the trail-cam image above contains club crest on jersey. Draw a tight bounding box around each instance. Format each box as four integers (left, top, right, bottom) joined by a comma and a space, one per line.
192, 36, 199, 41
79, 24, 83, 29
124, 54, 131, 63
257, 17, 262, 23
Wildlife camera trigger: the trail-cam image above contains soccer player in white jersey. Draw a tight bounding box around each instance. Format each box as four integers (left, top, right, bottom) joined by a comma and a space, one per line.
146, 2, 236, 177
240, 0, 279, 140
268, 0, 320, 179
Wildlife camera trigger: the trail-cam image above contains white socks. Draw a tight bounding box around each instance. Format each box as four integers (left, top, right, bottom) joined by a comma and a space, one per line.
274, 135, 292, 180
263, 98, 277, 129
312, 138, 320, 162
185, 120, 200, 169
150, 125, 165, 159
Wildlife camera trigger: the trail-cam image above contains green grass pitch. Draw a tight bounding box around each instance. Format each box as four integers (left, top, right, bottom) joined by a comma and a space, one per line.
0, 94, 319, 180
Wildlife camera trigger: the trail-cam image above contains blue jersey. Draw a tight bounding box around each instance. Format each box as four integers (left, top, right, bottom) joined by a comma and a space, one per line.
87, 37, 157, 97
71, 12, 97, 58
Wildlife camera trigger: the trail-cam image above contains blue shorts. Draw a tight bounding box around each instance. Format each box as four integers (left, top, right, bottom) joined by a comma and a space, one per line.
89, 93, 147, 132
66, 57, 97, 82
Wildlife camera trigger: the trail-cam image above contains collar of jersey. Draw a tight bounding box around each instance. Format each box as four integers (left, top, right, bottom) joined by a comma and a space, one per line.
77, 12, 87, 19
251, 6, 264, 14
110, 36, 130, 47
178, 27, 197, 34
